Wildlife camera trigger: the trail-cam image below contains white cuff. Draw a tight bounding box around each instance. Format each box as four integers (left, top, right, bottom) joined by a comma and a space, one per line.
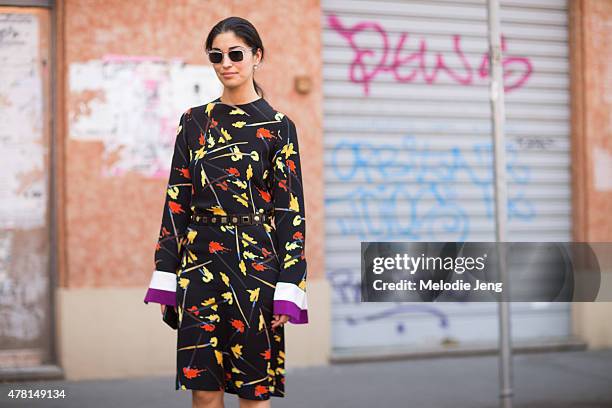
147, 270, 177, 292
273, 282, 308, 309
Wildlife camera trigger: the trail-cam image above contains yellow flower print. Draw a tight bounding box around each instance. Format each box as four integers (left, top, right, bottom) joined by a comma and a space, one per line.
275, 112, 285, 121
210, 206, 227, 215
215, 350, 223, 365
202, 297, 217, 307
274, 155, 285, 172
285, 241, 301, 251
246, 163, 253, 180
210, 336, 218, 347
231, 179, 247, 189
233, 192, 249, 207
292, 214, 303, 226
233, 121, 246, 128
167, 186, 179, 199
178, 278, 190, 289
194, 145, 206, 160
231, 344, 243, 359
289, 193, 300, 212
187, 229, 198, 244
239, 260, 246, 275
282, 142, 297, 159
205, 102, 214, 116
229, 108, 246, 115
283, 253, 298, 269
222, 291, 233, 304
183, 249, 198, 265
202, 267, 214, 283
230, 145, 242, 161
220, 272, 230, 287
235, 381, 243, 388
207, 314, 220, 323
242, 250, 257, 260
240, 232, 257, 245
207, 134, 215, 148
247, 287, 260, 302
221, 127, 232, 141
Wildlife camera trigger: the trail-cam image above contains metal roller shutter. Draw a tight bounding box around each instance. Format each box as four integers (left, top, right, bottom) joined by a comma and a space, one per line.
322, 0, 572, 353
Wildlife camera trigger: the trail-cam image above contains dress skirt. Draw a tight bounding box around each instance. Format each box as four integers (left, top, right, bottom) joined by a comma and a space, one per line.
175, 220, 286, 400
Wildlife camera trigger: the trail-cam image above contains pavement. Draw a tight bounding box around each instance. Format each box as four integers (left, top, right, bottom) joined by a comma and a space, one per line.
1, 349, 611, 408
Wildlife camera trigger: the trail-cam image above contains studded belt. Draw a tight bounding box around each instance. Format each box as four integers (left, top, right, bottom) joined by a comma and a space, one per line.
190, 210, 274, 226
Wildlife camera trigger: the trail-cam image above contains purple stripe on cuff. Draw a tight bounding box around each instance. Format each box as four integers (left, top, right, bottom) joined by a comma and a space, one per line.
273, 300, 309, 324
144, 288, 176, 307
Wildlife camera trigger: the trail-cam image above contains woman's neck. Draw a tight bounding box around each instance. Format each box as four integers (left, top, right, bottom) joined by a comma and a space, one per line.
220, 87, 260, 105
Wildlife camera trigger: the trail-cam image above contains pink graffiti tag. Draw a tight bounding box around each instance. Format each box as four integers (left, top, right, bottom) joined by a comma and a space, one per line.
327, 13, 533, 95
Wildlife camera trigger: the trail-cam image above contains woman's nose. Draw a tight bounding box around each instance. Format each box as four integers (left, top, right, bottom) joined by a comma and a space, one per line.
222, 55, 233, 68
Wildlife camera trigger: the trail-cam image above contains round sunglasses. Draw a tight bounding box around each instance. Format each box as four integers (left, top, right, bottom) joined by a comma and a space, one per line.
206, 46, 257, 64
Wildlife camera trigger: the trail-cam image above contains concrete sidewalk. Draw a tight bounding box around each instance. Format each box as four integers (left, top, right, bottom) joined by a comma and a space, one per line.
1, 349, 611, 407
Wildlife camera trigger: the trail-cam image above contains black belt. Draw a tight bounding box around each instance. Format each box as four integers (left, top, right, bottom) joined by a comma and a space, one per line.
190, 210, 274, 226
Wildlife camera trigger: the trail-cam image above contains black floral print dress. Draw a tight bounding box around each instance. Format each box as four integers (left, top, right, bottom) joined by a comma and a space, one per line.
143, 96, 309, 400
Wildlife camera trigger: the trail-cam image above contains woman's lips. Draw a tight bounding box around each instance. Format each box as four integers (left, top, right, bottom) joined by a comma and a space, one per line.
222, 73, 237, 77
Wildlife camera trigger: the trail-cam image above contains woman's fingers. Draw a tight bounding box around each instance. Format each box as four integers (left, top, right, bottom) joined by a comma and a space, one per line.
271, 314, 289, 329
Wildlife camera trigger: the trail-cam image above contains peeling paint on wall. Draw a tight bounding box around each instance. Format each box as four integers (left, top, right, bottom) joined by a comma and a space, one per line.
68, 56, 220, 178
0, 13, 46, 229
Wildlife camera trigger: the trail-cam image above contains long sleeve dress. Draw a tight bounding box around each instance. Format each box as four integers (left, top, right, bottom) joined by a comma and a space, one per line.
143, 96, 308, 400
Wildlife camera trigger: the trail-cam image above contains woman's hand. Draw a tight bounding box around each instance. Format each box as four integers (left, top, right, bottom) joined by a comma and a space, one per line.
161, 304, 166, 315
271, 314, 289, 330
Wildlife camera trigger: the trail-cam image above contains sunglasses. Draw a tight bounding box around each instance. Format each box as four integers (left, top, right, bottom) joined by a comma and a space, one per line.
206, 47, 257, 64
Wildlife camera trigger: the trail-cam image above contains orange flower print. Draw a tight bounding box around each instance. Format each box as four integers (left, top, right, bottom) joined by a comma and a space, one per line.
251, 262, 267, 272
209, 241, 231, 254
293, 231, 304, 240
260, 349, 271, 360
227, 167, 240, 177
231, 319, 245, 333
216, 180, 229, 191
161, 226, 171, 237
277, 179, 288, 192
183, 366, 205, 379
200, 323, 216, 332
168, 201, 186, 214
177, 167, 191, 178
254, 385, 269, 397
256, 187, 271, 202
187, 305, 199, 316
286, 159, 296, 173
256, 127, 273, 140
199, 131, 205, 146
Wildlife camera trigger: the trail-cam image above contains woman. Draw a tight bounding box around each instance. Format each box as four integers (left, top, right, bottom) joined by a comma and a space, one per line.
143, 16, 309, 407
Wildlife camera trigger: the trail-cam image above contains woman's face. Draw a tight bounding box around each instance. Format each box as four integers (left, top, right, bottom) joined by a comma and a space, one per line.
209, 31, 261, 91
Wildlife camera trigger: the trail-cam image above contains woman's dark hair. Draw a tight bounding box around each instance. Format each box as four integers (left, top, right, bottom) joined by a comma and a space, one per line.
205, 17, 265, 98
